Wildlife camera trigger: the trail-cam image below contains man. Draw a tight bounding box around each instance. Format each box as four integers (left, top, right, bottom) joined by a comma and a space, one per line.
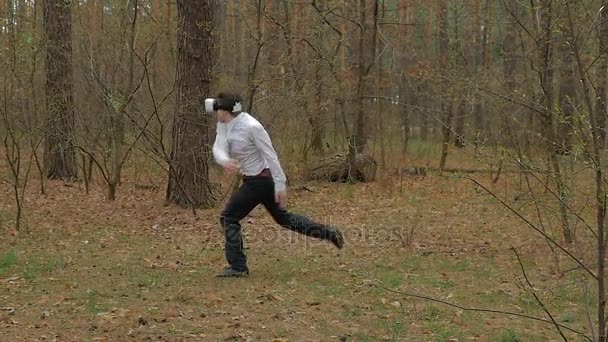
211, 92, 344, 277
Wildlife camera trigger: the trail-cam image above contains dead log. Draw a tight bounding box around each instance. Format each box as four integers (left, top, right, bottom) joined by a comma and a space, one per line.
303, 153, 377, 182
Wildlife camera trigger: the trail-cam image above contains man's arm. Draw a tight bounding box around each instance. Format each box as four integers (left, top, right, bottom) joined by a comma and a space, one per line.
212, 122, 231, 167
251, 123, 287, 194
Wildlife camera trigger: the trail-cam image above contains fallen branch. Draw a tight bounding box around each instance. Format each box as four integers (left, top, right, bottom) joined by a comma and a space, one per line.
303, 153, 377, 182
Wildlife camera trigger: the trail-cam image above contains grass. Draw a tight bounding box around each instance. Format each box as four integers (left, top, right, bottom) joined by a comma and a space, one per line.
308, 277, 347, 296
428, 322, 465, 342
388, 321, 405, 342
374, 264, 404, 288
493, 329, 522, 342
0, 250, 66, 281
1, 210, 15, 227
422, 304, 441, 321
84, 290, 108, 315
0, 250, 18, 275
131, 270, 164, 289
343, 184, 356, 199
22, 256, 65, 280
406, 138, 443, 160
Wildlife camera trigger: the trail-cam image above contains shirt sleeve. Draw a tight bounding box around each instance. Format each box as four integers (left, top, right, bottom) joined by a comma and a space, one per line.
212, 122, 231, 167
251, 123, 287, 193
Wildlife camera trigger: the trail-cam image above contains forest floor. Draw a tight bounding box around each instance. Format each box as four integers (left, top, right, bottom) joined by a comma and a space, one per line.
0, 153, 598, 342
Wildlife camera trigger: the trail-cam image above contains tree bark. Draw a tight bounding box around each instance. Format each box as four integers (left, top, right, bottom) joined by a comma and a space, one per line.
454, 99, 466, 148
557, 23, 575, 155
309, 0, 324, 153
438, 0, 451, 170
152, 0, 161, 20
537, 0, 572, 243
399, 0, 411, 154
166, 0, 217, 208
90, 0, 98, 42
294, 0, 326, 154
351, 0, 379, 156
453, 4, 465, 149
106, 0, 137, 201
472, 0, 484, 150
310, 61, 324, 153
503, 0, 518, 151
503, 0, 517, 93
43, 0, 77, 181
597, 5, 608, 148
482, 0, 493, 68
150, 0, 162, 89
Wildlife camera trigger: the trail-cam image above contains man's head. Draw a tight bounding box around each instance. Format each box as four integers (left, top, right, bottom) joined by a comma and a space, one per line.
215, 92, 243, 123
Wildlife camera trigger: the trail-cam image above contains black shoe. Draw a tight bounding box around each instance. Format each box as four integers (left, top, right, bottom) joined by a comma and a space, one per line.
328, 228, 344, 249
215, 267, 249, 278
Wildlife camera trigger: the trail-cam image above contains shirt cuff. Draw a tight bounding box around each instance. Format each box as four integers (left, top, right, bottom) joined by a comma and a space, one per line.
216, 156, 230, 167
274, 180, 286, 193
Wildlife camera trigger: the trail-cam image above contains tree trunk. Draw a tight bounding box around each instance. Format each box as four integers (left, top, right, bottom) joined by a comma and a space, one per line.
537, 0, 572, 243
164, 0, 175, 63
454, 99, 466, 148
90, 0, 98, 42
503, 0, 517, 93
425, 5, 433, 50
229, 0, 238, 75
352, 0, 379, 156
151, 0, 162, 88
152, 0, 161, 20
264, 0, 278, 65
557, 24, 575, 155
563, 3, 607, 340
43, 0, 77, 181
472, 0, 484, 151
453, 5, 465, 149
166, 0, 217, 209
310, 62, 324, 153
309, 0, 324, 154
482, 0, 493, 68
503, 0, 518, 150
106, 0, 137, 201
438, 0, 451, 170
399, 0, 411, 154
400, 83, 411, 156
239, 0, 249, 80
421, 82, 429, 142
597, 4, 608, 148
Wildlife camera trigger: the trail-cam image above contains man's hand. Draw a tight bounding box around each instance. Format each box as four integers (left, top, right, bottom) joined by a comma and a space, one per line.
275, 190, 288, 209
223, 159, 240, 174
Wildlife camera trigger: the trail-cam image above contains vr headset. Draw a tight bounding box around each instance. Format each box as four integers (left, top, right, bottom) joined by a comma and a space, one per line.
205, 98, 242, 113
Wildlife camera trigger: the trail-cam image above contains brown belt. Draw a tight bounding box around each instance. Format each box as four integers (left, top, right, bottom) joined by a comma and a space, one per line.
257, 168, 271, 177
243, 168, 271, 180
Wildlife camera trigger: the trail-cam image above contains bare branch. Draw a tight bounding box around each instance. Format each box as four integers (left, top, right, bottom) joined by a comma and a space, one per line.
468, 177, 596, 279
512, 247, 569, 341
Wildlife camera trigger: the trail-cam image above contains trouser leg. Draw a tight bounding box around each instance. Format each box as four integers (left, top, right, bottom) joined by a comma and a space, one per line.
261, 180, 333, 241
220, 182, 260, 271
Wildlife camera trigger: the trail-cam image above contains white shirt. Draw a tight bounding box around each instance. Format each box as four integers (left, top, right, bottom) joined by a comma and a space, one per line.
212, 112, 287, 194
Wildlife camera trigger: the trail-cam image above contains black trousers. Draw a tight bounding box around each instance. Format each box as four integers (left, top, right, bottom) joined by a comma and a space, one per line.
219, 174, 334, 272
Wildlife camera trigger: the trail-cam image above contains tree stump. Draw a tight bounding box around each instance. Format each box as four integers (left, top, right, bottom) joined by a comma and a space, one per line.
303, 153, 377, 182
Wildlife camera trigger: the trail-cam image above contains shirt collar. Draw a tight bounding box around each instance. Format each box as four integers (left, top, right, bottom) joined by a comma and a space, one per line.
225, 112, 245, 131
